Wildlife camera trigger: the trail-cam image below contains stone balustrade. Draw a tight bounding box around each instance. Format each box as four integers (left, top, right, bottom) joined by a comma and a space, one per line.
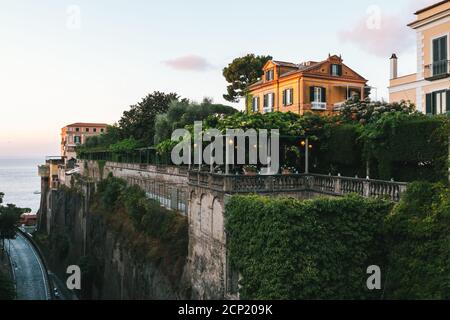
188, 171, 408, 202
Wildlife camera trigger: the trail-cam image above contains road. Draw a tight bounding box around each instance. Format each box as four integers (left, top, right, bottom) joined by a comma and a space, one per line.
8, 233, 50, 300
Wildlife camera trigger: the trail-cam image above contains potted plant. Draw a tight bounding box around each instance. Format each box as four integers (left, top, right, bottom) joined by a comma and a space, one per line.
281, 165, 295, 175
243, 165, 257, 176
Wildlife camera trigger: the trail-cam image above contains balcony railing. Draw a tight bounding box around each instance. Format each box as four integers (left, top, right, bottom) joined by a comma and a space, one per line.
311, 102, 327, 110
424, 60, 450, 80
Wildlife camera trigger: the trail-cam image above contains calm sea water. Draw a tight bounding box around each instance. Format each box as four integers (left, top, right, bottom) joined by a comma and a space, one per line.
0, 159, 42, 213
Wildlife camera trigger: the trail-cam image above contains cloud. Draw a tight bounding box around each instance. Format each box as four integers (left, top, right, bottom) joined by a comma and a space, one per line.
163, 55, 212, 71
338, 0, 436, 58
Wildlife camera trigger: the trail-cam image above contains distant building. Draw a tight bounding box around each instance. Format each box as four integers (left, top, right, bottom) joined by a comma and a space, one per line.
20, 214, 37, 226
248, 55, 368, 115
389, 0, 450, 114
61, 123, 108, 161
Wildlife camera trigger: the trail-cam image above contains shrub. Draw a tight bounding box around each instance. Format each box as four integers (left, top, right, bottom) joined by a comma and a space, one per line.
384, 182, 450, 299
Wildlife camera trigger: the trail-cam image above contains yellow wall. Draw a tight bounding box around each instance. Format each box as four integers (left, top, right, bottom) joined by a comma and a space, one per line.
422, 21, 450, 67
390, 89, 417, 104
250, 59, 366, 115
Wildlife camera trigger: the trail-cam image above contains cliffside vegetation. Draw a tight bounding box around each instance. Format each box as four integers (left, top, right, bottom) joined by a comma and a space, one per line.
226, 194, 392, 300
226, 183, 450, 300
92, 174, 188, 287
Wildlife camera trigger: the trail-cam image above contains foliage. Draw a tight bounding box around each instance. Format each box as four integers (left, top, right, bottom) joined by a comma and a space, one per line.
225, 194, 392, 300
0, 199, 30, 249
316, 123, 365, 176
155, 139, 178, 156
384, 182, 450, 299
154, 98, 237, 144
109, 137, 141, 153
0, 271, 15, 300
222, 54, 272, 103
118, 91, 181, 145
94, 174, 188, 285
340, 97, 416, 124
205, 111, 305, 137
361, 112, 449, 181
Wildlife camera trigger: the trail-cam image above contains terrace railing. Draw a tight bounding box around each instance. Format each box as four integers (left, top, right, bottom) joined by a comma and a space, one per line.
188, 172, 408, 202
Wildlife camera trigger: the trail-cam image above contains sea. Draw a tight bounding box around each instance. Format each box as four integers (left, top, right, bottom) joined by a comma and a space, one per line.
0, 158, 42, 213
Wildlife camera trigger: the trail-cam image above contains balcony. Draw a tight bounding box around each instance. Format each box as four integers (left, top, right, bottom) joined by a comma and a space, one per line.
311, 102, 327, 110
424, 60, 450, 81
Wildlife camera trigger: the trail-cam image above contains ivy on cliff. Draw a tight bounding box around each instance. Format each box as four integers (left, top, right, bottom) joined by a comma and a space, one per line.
225, 195, 392, 300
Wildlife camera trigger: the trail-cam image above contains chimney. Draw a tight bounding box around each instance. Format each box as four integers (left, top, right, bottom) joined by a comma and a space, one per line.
390, 53, 398, 79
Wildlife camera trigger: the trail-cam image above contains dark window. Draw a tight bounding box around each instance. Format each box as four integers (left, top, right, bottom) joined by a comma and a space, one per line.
101, 128, 104, 133
93, 128, 97, 132
86, 128, 89, 132
265, 69, 274, 81
263, 93, 274, 112
283, 89, 294, 106
432, 36, 448, 76
74, 136, 81, 144
76, 128, 80, 132
331, 64, 342, 76
426, 90, 449, 115
252, 96, 259, 112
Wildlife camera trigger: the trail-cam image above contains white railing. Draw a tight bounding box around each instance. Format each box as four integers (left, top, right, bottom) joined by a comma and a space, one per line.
311, 102, 327, 110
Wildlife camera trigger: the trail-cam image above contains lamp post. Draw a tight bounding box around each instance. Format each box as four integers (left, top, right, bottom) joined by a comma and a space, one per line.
300, 138, 310, 174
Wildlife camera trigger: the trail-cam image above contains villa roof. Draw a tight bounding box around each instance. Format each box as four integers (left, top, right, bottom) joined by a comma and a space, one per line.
414, 0, 449, 14
65, 122, 109, 128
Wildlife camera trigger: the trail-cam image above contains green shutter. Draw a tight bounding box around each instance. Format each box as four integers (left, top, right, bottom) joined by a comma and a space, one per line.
290, 89, 294, 105
338, 65, 343, 76
321, 87, 327, 103
426, 93, 432, 115
282, 90, 286, 106
310, 87, 315, 102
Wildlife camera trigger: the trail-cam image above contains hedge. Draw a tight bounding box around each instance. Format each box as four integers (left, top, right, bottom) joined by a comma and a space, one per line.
225, 195, 392, 299
384, 182, 450, 299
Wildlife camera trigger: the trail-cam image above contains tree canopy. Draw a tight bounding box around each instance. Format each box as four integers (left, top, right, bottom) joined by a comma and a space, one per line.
222, 54, 272, 103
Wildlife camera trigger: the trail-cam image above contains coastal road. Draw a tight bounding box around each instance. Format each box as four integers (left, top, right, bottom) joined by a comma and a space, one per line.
8, 233, 50, 300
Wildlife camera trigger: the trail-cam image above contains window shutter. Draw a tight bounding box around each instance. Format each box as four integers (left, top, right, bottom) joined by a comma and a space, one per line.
426, 93, 432, 115
290, 89, 294, 105
310, 87, 315, 102
441, 37, 448, 60
321, 87, 327, 103
282, 90, 286, 106
338, 65, 343, 76
433, 39, 440, 62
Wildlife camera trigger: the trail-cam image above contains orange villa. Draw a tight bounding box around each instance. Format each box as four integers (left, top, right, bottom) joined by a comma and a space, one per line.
389, 0, 450, 114
61, 122, 108, 161
248, 54, 368, 115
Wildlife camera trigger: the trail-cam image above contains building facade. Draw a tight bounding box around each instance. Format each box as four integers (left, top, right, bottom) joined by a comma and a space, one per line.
389, 0, 450, 114
61, 123, 108, 161
248, 55, 368, 115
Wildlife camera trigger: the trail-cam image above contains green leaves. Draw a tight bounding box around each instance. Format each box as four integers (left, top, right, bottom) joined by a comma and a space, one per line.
225, 195, 391, 300
222, 54, 272, 103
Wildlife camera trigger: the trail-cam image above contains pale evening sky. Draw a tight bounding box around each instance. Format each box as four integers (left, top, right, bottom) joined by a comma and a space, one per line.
0, 0, 436, 158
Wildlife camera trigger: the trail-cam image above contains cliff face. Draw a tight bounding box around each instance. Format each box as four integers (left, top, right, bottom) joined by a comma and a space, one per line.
37, 180, 189, 300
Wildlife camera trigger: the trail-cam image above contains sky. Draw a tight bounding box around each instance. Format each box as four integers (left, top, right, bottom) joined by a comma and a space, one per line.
0, 0, 437, 158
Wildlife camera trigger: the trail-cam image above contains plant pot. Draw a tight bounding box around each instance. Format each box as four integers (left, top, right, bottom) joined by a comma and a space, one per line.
282, 169, 293, 175
243, 170, 257, 176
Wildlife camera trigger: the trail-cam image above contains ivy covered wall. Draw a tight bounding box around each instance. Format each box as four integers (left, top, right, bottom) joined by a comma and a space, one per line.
226, 184, 450, 300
